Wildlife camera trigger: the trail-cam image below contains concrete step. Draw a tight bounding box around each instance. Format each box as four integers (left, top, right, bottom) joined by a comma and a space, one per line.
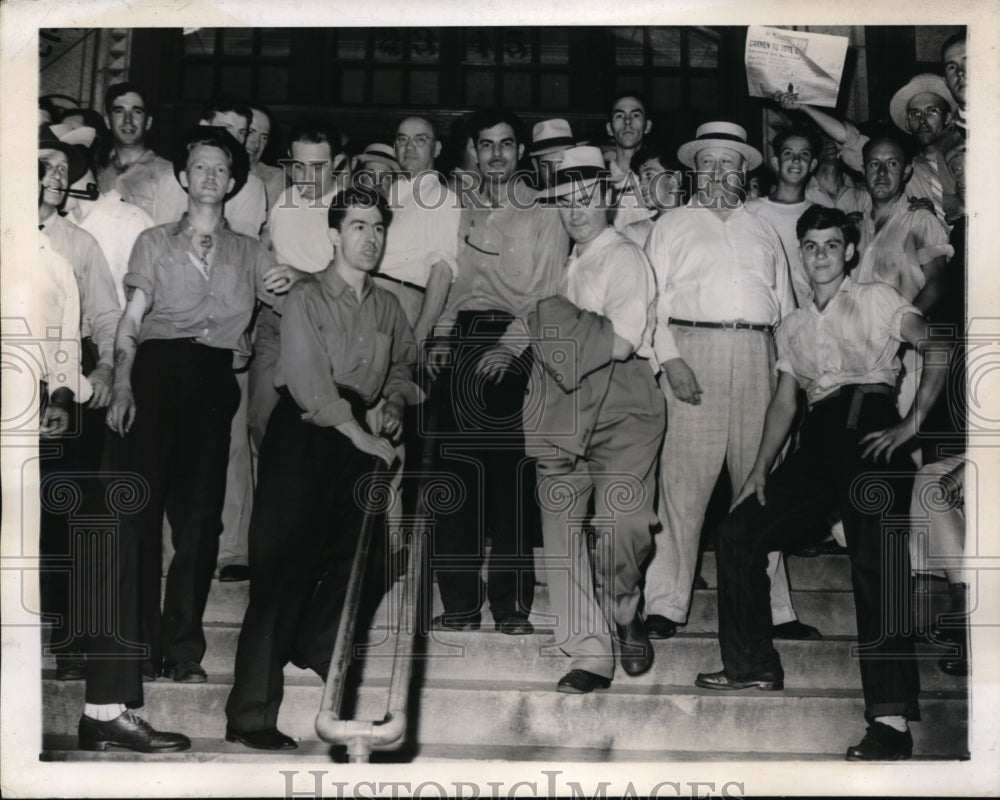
42, 678, 969, 758
46, 628, 957, 693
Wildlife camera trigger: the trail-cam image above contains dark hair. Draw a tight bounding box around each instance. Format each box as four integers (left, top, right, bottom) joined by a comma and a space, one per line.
327, 185, 392, 231
747, 165, 773, 198
608, 90, 649, 121
104, 81, 151, 117
940, 32, 966, 63
771, 125, 823, 162
861, 131, 914, 167
795, 204, 861, 253
289, 118, 344, 157
466, 108, 527, 149
629, 139, 682, 176
199, 96, 252, 129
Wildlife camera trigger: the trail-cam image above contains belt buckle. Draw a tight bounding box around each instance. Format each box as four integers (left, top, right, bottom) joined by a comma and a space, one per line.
720, 319, 740, 331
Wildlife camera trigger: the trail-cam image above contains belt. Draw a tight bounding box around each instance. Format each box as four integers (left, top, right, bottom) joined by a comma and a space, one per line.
815, 383, 894, 430
374, 273, 425, 293
668, 317, 774, 335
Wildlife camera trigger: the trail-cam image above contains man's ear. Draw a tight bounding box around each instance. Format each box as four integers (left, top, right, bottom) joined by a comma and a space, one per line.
606, 121, 613, 138
226, 176, 236, 194
844, 241, 856, 263
327, 227, 341, 249
179, 170, 189, 190
517, 143, 525, 162
809, 157, 818, 174
770, 155, 780, 174
903, 164, 914, 185
433, 140, 442, 160
644, 119, 652, 135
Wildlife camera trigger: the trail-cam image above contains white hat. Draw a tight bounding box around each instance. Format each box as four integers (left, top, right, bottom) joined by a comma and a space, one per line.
530, 119, 576, 157
356, 142, 400, 171
889, 74, 957, 133
677, 121, 762, 170
539, 145, 611, 200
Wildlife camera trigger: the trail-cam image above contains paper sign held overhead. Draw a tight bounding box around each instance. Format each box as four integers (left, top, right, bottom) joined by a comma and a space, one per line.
745, 26, 849, 108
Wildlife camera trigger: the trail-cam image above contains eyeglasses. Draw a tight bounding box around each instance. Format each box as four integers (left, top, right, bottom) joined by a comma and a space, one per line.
907, 106, 943, 122
395, 134, 433, 148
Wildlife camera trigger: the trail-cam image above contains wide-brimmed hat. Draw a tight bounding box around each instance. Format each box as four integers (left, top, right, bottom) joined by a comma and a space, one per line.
540, 145, 611, 200
39, 124, 87, 184
173, 125, 249, 200
889, 74, 957, 133
530, 119, 576, 157
677, 121, 762, 170
357, 142, 400, 171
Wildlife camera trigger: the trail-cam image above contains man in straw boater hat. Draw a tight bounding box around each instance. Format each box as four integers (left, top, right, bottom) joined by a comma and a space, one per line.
106, 126, 295, 685
643, 122, 819, 643
527, 146, 664, 693
529, 118, 577, 189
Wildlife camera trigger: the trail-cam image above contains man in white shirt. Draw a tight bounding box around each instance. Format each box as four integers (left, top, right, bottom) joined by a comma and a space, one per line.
644, 122, 818, 643
249, 119, 349, 448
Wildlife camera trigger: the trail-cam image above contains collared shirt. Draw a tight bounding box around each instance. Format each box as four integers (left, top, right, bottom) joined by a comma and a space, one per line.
746, 196, 814, 306
251, 161, 287, 212
804, 176, 871, 216
855, 193, 953, 303
775, 276, 919, 405
152, 169, 268, 239
439, 178, 569, 337
124, 214, 277, 360
40, 212, 121, 368
97, 148, 174, 219
561, 226, 656, 362
380, 172, 461, 287
277, 270, 423, 428
645, 201, 795, 365
268, 184, 336, 272
72, 189, 155, 308
25, 233, 93, 402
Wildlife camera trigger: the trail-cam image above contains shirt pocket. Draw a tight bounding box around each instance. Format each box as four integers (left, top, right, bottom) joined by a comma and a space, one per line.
156, 253, 208, 314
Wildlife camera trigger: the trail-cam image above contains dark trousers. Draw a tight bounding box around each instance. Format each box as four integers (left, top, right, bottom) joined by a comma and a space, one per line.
113, 339, 239, 668
226, 392, 388, 733
717, 386, 920, 721
428, 310, 537, 621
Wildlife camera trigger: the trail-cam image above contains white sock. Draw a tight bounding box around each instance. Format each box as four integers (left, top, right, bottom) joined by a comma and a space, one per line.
84, 703, 126, 722
875, 715, 908, 732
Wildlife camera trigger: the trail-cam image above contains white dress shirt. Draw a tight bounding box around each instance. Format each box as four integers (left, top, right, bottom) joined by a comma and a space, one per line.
268, 184, 336, 272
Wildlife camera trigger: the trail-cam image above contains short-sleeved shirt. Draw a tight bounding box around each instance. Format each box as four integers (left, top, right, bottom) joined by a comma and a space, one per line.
439, 178, 569, 338
97, 148, 174, 220
124, 214, 277, 361
276, 270, 423, 427
855, 193, 953, 303
40, 212, 122, 368
561, 226, 656, 363
645, 201, 796, 365
775, 276, 919, 405
380, 173, 461, 287
73, 189, 155, 308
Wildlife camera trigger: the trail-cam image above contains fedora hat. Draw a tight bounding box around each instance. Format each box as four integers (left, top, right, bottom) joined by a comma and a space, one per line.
173, 125, 249, 201
677, 121, 762, 170
39, 124, 87, 184
356, 142, 401, 171
540, 145, 611, 200
889, 74, 957, 133
530, 118, 577, 157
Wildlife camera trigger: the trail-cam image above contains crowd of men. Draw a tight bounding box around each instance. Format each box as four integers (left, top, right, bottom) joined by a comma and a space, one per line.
34, 31, 967, 761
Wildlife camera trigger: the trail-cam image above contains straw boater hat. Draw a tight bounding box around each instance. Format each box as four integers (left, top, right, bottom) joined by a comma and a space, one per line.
530, 119, 577, 157
357, 142, 400, 171
889, 74, 957, 133
540, 145, 611, 200
39, 124, 87, 184
677, 121, 762, 171
172, 125, 249, 201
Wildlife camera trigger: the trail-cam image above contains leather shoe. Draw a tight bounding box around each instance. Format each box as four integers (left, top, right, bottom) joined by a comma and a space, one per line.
218, 564, 250, 582
693, 573, 709, 590
55, 653, 86, 681
79, 711, 191, 753
556, 669, 611, 694
225, 725, 297, 750
845, 722, 913, 761
695, 669, 783, 691
141, 660, 159, 683
617, 618, 653, 676
162, 660, 207, 683
494, 614, 534, 635
430, 613, 481, 631
645, 614, 678, 640
772, 620, 822, 640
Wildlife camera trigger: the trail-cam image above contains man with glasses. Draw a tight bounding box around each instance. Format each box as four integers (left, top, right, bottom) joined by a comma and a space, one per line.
426, 108, 569, 636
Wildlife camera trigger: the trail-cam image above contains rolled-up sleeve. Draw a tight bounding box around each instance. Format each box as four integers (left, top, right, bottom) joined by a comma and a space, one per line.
123, 228, 158, 301
381, 296, 425, 406
421, 178, 461, 280
280, 285, 354, 427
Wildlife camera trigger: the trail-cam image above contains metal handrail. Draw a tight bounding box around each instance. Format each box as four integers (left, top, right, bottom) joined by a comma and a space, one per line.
315, 399, 435, 762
